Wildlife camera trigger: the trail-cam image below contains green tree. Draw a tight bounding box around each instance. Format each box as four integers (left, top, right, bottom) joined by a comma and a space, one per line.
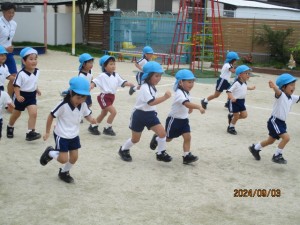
77, 0, 112, 44
255, 24, 294, 62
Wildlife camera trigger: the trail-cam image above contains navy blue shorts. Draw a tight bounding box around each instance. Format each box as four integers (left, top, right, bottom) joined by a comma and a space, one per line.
165, 117, 190, 139
229, 99, 246, 113
85, 95, 92, 106
129, 109, 161, 132
267, 116, 287, 140
136, 72, 143, 85
5, 53, 17, 74
14, 91, 37, 111
54, 133, 81, 152
0, 86, 4, 91
216, 78, 230, 92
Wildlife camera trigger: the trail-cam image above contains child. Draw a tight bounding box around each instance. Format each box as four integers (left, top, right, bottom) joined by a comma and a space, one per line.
201, 51, 239, 109
249, 73, 299, 164
129, 46, 154, 95
7, 47, 42, 141
151, 69, 205, 164
118, 61, 172, 162
226, 65, 255, 135
77, 53, 100, 135
91, 55, 134, 136
40, 76, 99, 183
0, 90, 14, 140
0, 45, 15, 112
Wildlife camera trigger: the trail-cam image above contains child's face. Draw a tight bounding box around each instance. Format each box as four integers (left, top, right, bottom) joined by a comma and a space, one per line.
0, 54, 7, 64
179, 79, 195, 92
149, 73, 162, 85
3, 9, 15, 21
283, 82, 296, 95
239, 70, 250, 82
145, 53, 153, 60
23, 54, 38, 71
70, 94, 87, 108
104, 60, 116, 74
82, 59, 94, 72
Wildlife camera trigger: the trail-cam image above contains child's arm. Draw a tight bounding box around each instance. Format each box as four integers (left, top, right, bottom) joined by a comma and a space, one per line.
184, 101, 205, 114
148, 90, 171, 106
43, 114, 54, 141
14, 86, 25, 102
85, 115, 97, 124
123, 81, 135, 87
135, 62, 142, 71
269, 80, 281, 97
36, 87, 41, 96
247, 85, 256, 90
90, 82, 96, 89
227, 91, 236, 102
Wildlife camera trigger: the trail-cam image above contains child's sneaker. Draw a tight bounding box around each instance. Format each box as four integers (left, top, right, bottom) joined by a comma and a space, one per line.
228, 113, 233, 125
26, 130, 41, 141
249, 144, 261, 160
150, 134, 158, 150
88, 125, 101, 135
118, 147, 132, 162
201, 99, 207, 109
6, 126, 14, 138
183, 152, 199, 164
272, 154, 287, 164
129, 86, 136, 95
156, 150, 172, 162
103, 127, 116, 136
224, 102, 229, 108
40, 146, 54, 166
227, 126, 237, 135
58, 168, 74, 183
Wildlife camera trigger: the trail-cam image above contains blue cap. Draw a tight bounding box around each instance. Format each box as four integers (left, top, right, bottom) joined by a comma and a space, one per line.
173, 69, 195, 91
143, 46, 154, 54
225, 51, 239, 63
0, 46, 8, 54
236, 65, 251, 76
141, 61, 164, 81
99, 55, 115, 72
69, 76, 90, 96
20, 47, 38, 58
276, 73, 297, 89
79, 53, 94, 70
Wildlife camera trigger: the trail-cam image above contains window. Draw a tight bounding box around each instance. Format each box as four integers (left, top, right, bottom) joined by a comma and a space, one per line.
155, 0, 173, 12
117, 0, 137, 11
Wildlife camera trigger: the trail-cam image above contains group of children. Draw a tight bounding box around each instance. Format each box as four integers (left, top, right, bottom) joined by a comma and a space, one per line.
1, 45, 299, 184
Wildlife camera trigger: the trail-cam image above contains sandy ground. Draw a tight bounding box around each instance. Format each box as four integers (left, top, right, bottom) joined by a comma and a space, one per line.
0, 50, 300, 225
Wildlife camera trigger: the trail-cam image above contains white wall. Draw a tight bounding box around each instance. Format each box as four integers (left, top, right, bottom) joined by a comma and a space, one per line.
14, 12, 83, 45
236, 8, 300, 20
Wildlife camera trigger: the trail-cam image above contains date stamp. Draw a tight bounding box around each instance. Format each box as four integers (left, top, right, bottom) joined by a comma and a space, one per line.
233, 189, 281, 197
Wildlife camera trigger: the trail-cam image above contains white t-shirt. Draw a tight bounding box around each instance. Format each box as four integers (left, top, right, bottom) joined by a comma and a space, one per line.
0, 16, 17, 48
51, 99, 91, 139
92, 72, 126, 94
220, 62, 233, 82
78, 70, 93, 84
271, 92, 300, 121
0, 64, 11, 87
168, 88, 190, 119
136, 57, 148, 69
134, 83, 157, 111
227, 79, 247, 99
0, 90, 12, 119
13, 68, 39, 92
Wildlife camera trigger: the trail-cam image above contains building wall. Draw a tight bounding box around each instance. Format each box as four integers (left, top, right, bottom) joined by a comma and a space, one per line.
236, 8, 300, 20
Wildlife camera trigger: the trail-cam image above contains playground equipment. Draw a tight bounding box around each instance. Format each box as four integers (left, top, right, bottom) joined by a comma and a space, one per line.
168, 0, 225, 75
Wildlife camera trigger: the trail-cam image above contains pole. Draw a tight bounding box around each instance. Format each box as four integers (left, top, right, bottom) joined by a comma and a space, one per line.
71, 0, 76, 55
43, 0, 48, 51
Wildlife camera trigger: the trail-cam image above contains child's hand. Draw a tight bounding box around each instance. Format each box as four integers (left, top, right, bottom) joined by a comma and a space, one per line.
37, 89, 41, 96
43, 133, 50, 141
164, 90, 171, 99
16, 96, 25, 102
231, 98, 236, 103
188, 108, 193, 114
249, 85, 256, 90
199, 106, 205, 114
269, 80, 275, 88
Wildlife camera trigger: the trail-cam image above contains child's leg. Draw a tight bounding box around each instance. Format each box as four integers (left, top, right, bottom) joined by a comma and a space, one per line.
182, 132, 191, 153
259, 136, 276, 149
207, 90, 222, 101
106, 105, 117, 125
271, 133, 289, 164
8, 109, 21, 126
96, 108, 108, 124
119, 131, 142, 162
277, 133, 290, 150
27, 105, 38, 130
151, 124, 167, 154
230, 112, 240, 126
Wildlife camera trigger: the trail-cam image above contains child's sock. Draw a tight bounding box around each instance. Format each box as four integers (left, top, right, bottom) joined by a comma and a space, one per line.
183, 151, 190, 156
105, 123, 112, 129
61, 162, 73, 172
229, 123, 235, 128
133, 86, 137, 91
49, 150, 59, 160
156, 137, 166, 155
274, 148, 283, 156
122, 138, 134, 150
254, 143, 262, 150
204, 98, 208, 103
